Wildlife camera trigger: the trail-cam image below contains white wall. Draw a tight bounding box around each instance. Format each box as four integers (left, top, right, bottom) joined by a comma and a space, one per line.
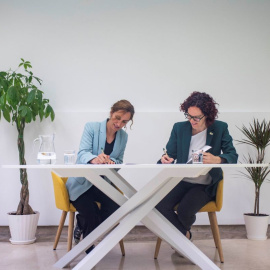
0, 0, 270, 225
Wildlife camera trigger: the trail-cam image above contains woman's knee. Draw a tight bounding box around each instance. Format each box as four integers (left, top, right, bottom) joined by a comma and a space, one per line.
156, 202, 174, 217
177, 209, 196, 227
155, 202, 165, 213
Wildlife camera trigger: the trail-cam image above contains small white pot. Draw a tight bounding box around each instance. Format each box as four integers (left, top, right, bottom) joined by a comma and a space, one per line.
8, 211, 40, 245
244, 213, 269, 240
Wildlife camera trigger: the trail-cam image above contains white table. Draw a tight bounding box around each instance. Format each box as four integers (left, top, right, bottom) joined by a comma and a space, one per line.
2, 164, 268, 270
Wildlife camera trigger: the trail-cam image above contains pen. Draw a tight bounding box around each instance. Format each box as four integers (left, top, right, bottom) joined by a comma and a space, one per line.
101, 147, 108, 164
163, 148, 168, 156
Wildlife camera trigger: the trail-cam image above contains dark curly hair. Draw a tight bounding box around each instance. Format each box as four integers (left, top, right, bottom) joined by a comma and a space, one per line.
180, 92, 219, 126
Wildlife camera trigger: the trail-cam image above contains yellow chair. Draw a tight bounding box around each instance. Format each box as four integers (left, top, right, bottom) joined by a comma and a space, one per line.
51, 171, 125, 255
154, 179, 224, 263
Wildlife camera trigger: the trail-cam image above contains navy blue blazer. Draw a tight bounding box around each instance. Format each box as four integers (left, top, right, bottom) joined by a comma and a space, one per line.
163, 120, 238, 197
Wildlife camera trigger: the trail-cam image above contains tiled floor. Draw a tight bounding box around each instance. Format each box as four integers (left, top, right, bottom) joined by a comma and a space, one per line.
0, 226, 270, 270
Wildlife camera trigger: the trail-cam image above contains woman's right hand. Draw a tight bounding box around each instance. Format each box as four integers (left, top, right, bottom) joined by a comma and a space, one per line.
161, 154, 174, 164
90, 153, 111, 164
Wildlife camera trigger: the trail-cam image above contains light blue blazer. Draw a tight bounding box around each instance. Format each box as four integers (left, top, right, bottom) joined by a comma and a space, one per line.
66, 119, 128, 201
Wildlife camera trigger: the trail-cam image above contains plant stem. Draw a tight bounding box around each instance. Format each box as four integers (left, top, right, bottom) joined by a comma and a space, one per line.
254, 187, 260, 216
16, 120, 34, 215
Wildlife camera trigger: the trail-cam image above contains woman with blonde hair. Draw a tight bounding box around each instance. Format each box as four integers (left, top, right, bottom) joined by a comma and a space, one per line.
66, 99, 135, 253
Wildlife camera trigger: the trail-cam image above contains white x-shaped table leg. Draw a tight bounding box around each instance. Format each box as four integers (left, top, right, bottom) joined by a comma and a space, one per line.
53, 167, 220, 270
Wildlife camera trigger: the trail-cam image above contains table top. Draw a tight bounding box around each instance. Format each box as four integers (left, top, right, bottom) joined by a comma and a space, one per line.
1, 163, 269, 169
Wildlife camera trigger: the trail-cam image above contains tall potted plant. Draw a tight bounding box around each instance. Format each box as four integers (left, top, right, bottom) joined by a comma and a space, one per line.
0, 59, 55, 244
237, 119, 270, 240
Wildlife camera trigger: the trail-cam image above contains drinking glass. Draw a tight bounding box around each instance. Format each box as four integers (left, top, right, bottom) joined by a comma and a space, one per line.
64, 150, 76, 165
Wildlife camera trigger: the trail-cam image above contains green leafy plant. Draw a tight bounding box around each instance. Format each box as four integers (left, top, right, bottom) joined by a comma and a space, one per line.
237, 119, 270, 216
0, 59, 55, 215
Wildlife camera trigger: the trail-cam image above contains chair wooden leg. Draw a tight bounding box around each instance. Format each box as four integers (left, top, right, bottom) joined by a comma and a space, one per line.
209, 213, 219, 249
208, 212, 224, 263
154, 237, 162, 259
53, 211, 67, 250
68, 211, 75, 251
119, 239, 125, 256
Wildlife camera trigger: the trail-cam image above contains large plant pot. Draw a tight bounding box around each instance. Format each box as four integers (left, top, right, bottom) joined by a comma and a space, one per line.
8, 211, 40, 244
244, 213, 269, 240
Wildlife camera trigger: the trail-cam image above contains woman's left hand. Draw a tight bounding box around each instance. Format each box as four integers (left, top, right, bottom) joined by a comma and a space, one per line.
202, 152, 222, 164
107, 159, 115, 164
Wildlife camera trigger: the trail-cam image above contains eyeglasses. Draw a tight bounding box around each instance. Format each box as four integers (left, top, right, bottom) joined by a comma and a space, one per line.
184, 113, 205, 122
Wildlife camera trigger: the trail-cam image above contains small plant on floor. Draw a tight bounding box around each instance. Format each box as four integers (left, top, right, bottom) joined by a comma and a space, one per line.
237, 119, 270, 216
0, 58, 55, 215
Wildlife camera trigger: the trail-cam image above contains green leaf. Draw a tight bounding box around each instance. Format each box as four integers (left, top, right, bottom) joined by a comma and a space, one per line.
6, 104, 12, 113
33, 76, 42, 85
1, 80, 8, 92
0, 94, 6, 106
45, 104, 52, 118
19, 106, 28, 117
26, 89, 36, 104
36, 90, 42, 104
14, 77, 23, 88
25, 108, 32, 123
20, 87, 28, 96
3, 107, 10, 122
16, 73, 24, 78
31, 101, 39, 115
7, 86, 19, 105
39, 109, 44, 121
20, 58, 25, 62
0, 72, 7, 77
50, 107, 55, 121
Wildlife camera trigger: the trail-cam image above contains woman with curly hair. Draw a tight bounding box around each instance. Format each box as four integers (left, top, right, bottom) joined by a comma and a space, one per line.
156, 91, 238, 243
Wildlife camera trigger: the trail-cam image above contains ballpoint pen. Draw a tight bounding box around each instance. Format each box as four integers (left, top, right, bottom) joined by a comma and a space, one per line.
163, 148, 168, 156
101, 147, 108, 164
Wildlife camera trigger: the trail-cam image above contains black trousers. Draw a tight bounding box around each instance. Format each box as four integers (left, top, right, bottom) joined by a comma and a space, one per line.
156, 181, 214, 236
71, 185, 119, 239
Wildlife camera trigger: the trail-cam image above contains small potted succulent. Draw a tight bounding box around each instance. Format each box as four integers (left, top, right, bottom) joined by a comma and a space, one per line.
0, 59, 55, 244
237, 119, 270, 240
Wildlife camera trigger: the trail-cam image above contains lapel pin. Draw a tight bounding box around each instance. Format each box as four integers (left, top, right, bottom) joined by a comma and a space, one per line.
209, 132, 213, 135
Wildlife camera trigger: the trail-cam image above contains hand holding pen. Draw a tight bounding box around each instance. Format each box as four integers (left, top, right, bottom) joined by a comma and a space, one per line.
100, 148, 115, 164
99, 148, 110, 164
90, 148, 114, 164
161, 148, 174, 164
